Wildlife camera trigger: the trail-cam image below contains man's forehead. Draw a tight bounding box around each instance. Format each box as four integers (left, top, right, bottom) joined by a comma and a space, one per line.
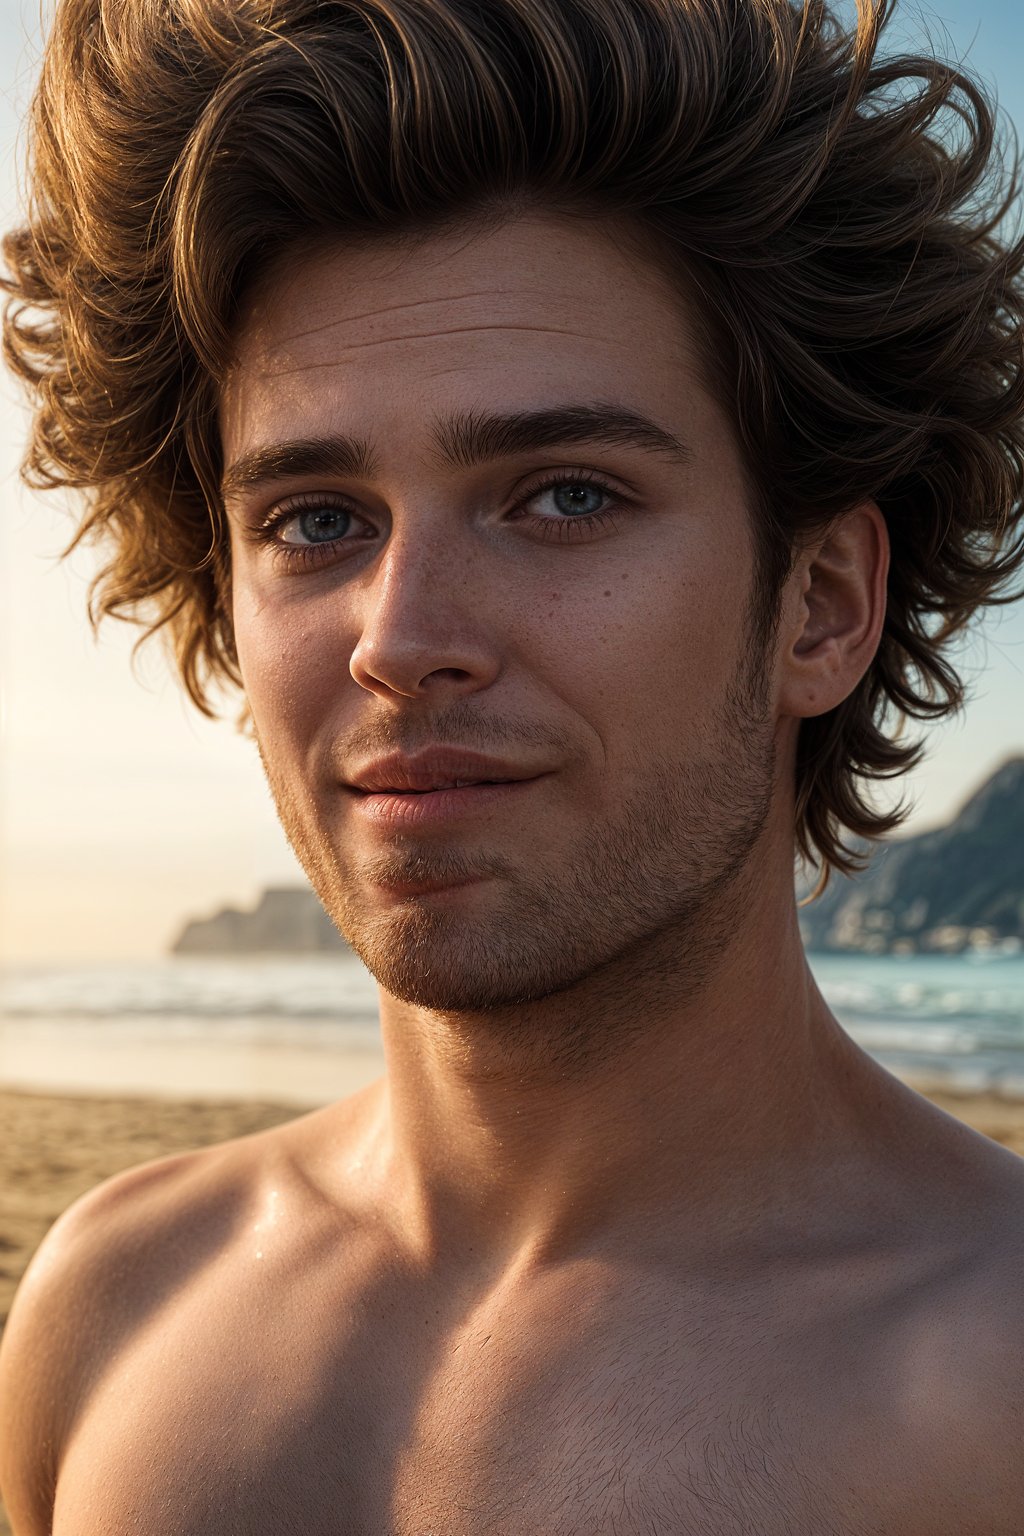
220, 213, 705, 462
230, 211, 696, 371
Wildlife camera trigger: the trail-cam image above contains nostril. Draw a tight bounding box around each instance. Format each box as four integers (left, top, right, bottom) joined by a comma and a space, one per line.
427, 667, 474, 684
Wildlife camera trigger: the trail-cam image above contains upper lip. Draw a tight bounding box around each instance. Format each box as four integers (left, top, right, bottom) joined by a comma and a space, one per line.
346, 748, 543, 794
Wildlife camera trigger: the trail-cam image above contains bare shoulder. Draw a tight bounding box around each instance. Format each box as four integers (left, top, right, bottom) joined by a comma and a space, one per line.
884, 1075, 1024, 1287
927, 1142, 1024, 1526
0, 1109, 328, 1536
910, 1082, 1024, 1245
887, 1083, 1024, 1505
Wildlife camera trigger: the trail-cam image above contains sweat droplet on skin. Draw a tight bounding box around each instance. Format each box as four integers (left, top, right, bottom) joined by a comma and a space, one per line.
251, 1188, 281, 1259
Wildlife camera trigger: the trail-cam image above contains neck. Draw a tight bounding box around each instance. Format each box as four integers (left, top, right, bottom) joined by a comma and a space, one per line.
368, 853, 872, 1271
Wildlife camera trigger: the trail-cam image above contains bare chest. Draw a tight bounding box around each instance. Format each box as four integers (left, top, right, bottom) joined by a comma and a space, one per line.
51, 1268, 1021, 1536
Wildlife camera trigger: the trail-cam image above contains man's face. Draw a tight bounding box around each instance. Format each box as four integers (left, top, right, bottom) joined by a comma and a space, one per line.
221, 212, 780, 1015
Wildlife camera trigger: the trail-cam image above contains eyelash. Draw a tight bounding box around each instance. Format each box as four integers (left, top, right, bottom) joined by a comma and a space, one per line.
251, 470, 628, 573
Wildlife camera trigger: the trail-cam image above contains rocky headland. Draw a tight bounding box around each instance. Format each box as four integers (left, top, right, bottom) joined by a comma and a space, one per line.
171, 885, 350, 955
798, 756, 1024, 955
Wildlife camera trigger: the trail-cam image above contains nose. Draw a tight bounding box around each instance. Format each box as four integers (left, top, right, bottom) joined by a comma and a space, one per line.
348, 530, 502, 702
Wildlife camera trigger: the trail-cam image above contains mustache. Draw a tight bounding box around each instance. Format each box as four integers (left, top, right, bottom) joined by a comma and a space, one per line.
334, 701, 578, 765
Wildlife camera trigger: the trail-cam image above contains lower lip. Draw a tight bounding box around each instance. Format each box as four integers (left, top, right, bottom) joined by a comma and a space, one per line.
352, 779, 539, 829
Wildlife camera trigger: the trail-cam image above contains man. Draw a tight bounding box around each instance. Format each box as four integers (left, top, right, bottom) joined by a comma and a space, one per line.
1, 0, 1023, 1530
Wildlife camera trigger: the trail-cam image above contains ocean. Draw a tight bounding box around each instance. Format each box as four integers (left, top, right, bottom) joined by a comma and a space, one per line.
2, 950, 1024, 1104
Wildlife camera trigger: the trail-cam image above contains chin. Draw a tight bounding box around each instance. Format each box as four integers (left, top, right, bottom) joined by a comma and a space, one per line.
341, 903, 595, 1012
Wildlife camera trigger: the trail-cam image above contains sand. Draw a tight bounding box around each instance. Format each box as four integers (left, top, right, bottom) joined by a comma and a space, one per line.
2, 1083, 1024, 1534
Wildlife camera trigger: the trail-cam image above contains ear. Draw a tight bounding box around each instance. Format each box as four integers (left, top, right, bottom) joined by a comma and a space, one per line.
777, 502, 889, 720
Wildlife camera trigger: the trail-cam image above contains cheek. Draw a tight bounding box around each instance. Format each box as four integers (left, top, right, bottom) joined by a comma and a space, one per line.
564, 561, 740, 725
232, 578, 344, 746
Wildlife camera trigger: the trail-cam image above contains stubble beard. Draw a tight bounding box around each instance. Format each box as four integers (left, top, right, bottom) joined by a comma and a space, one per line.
254, 634, 778, 1054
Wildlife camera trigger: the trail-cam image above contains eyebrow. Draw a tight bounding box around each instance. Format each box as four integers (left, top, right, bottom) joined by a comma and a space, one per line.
220, 402, 690, 501
431, 403, 691, 471
221, 435, 379, 500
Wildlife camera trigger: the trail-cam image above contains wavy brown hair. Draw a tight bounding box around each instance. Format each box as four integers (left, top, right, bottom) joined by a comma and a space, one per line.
4, 0, 1024, 877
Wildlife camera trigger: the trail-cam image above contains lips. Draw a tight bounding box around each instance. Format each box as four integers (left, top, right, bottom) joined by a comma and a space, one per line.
368, 776, 514, 793
380, 779, 510, 792
347, 749, 539, 795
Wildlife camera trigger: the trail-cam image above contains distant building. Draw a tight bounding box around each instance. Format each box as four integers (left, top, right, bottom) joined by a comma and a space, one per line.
171, 886, 350, 954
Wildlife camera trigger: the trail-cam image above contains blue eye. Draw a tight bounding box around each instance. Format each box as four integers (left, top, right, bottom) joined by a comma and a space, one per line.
283, 506, 352, 544
512, 472, 626, 544
549, 483, 606, 517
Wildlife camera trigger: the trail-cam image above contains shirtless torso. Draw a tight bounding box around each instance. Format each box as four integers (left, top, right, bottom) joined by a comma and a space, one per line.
4, 1067, 1023, 1536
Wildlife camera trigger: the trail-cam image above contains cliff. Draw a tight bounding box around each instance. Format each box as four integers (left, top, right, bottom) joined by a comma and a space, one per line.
171, 886, 351, 955
798, 756, 1024, 955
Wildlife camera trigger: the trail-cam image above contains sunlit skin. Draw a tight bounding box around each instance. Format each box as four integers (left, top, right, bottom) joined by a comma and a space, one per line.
5, 213, 1024, 1536
220, 212, 894, 1260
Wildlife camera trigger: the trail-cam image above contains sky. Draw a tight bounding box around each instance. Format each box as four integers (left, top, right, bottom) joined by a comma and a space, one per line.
1, 0, 1023, 964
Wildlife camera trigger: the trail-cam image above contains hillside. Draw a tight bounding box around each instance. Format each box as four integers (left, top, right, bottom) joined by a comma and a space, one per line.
798, 757, 1024, 955
171, 886, 350, 955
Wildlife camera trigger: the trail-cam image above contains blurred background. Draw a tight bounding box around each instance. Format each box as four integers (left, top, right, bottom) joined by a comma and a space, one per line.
0, 6, 1022, 1512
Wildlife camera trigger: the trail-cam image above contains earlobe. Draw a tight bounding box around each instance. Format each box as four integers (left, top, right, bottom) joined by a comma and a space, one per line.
779, 502, 888, 720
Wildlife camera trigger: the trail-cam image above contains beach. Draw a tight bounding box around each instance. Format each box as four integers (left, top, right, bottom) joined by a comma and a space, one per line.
2, 1082, 1024, 1535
